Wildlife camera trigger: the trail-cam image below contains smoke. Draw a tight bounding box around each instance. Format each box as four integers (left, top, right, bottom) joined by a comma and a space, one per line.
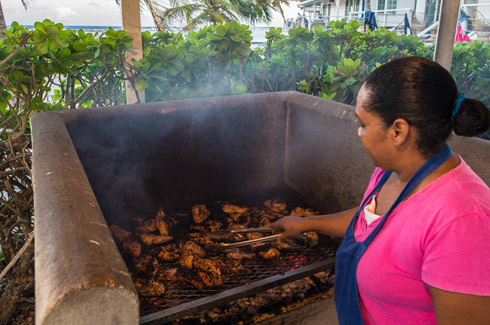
66, 109, 181, 227
64, 93, 366, 229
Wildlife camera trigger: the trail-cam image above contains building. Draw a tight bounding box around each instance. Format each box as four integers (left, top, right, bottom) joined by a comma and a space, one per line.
286, 0, 489, 39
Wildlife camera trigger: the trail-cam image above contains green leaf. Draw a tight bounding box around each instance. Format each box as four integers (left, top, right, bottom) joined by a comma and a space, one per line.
135, 79, 149, 92
344, 76, 357, 86
164, 45, 177, 58
20, 84, 29, 94
34, 22, 46, 32
207, 33, 223, 41
230, 35, 244, 43
237, 47, 251, 57
234, 83, 247, 93
216, 25, 226, 36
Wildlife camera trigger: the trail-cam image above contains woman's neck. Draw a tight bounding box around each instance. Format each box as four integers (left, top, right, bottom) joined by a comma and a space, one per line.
393, 153, 427, 183
391, 152, 460, 194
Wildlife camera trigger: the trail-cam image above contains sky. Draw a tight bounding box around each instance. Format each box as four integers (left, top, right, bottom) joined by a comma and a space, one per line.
2, 0, 301, 28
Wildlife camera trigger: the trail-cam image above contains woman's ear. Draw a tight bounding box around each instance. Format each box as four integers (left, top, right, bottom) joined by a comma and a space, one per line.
390, 118, 411, 147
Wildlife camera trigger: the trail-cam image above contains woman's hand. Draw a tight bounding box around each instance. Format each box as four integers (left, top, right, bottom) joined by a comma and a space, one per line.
269, 207, 359, 239
269, 215, 308, 241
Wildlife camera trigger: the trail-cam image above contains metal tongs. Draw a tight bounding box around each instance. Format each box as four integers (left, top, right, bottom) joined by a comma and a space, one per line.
205, 227, 282, 251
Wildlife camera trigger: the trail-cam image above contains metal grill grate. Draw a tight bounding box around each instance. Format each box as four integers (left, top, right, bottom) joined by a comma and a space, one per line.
127, 185, 340, 322
142, 237, 337, 313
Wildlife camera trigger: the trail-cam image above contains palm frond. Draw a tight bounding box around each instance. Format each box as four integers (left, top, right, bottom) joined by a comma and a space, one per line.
21, 0, 30, 10
155, 2, 202, 31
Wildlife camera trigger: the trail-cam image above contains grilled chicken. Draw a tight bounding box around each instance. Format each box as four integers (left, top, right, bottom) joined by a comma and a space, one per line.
133, 255, 159, 277
205, 220, 223, 232
193, 257, 223, 287
133, 216, 157, 233
258, 248, 280, 259
175, 256, 223, 289
178, 254, 195, 268
250, 242, 266, 250
154, 244, 181, 262
275, 232, 319, 249
290, 207, 318, 217
134, 279, 165, 296
109, 224, 131, 243
273, 240, 295, 250
126, 199, 323, 298
210, 256, 245, 274
176, 266, 204, 290
140, 233, 173, 246
221, 203, 248, 221
192, 204, 211, 224
245, 232, 264, 240
227, 224, 247, 242
299, 232, 319, 247
264, 199, 287, 214
189, 224, 207, 232
190, 220, 223, 233
256, 244, 280, 260
291, 207, 319, 217
154, 208, 170, 236
122, 239, 141, 257
255, 216, 272, 227
188, 234, 214, 246
158, 268, 178, 281
226, 251, 255, 260
237, 214, 251, 228
180, 241, 206, 257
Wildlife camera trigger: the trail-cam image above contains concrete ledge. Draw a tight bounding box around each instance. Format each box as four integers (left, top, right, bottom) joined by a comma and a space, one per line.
31, 113, 139, 325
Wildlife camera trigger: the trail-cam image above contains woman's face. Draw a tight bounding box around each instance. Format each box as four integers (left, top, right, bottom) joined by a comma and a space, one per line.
355, 85, 392, 168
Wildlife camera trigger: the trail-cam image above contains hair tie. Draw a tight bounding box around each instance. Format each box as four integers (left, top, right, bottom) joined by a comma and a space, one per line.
453, 91, 466, 117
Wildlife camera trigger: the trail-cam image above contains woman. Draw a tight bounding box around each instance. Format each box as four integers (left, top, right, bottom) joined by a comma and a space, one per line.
270, 57, 490, 324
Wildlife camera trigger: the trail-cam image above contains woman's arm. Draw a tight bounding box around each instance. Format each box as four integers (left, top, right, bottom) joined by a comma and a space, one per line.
269, 207, 358, 239
428, 285, 490, 324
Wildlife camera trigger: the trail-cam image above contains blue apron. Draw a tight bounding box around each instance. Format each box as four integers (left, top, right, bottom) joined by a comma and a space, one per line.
335, 144, 452, 324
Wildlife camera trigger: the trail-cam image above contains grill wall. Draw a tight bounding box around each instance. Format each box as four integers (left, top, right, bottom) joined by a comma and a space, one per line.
31, 91, 490, 325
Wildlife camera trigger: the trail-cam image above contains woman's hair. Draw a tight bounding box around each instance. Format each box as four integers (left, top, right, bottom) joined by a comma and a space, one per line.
363, 56, 490, 157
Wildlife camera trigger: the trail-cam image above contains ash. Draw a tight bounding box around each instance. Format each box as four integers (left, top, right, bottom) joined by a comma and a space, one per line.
176, 271, 335, 324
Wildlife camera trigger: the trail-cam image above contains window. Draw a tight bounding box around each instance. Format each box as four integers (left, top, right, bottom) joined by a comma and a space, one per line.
346, 0, 362, 16
378, 0, 397, 13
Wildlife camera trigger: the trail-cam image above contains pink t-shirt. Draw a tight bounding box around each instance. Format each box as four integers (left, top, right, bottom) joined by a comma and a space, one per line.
354, 158, 490, 324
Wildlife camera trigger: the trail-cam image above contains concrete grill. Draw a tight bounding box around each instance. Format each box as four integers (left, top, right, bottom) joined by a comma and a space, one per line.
31, 91, 490, 324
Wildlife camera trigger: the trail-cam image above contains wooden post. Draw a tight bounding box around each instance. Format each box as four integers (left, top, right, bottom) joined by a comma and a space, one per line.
121, 0, 144, 104
434, 0, 460, 71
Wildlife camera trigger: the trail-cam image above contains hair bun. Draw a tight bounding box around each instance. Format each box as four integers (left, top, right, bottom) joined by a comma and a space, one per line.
453, 98, 490, 137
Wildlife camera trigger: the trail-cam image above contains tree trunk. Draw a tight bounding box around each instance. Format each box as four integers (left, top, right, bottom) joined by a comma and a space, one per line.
0, 245, 34, 324
144, 0, 163, 31
0, 0, 7, 36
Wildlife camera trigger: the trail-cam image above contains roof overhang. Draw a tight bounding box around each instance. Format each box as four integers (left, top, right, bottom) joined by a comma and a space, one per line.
297, 0, 329, 8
